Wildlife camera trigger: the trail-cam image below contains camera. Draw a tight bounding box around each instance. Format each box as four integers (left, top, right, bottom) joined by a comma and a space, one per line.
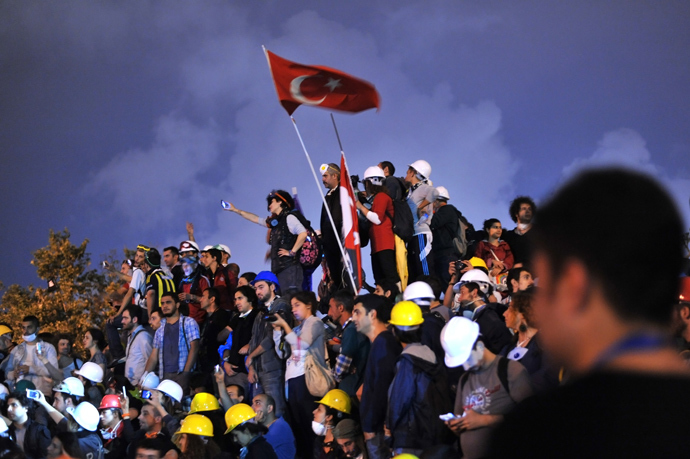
26, 389, 41, 401
263, 309, 290, 324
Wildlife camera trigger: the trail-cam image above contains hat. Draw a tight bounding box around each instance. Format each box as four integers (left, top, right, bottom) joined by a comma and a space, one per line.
201, 245, 214, 253
179, 240, 200, 253
14, 380, 36, 393
216, 244, 231, 257
441, 317, 480, 368
252, 271, 280, 290
333, 419, 361, 440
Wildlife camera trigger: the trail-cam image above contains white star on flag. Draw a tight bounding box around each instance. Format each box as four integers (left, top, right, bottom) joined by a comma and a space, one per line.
324, 77, 342, 92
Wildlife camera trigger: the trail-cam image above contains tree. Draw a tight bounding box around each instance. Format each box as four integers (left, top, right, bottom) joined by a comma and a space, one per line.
0, 229, 110, 354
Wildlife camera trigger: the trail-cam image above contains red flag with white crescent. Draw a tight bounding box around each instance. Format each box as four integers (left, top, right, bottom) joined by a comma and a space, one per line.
339, 152, 362, 292
264, 49, 380, 115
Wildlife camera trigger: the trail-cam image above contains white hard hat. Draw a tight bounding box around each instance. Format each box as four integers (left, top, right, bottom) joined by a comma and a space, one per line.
403, 281, 435, 306
217, 244, 231, 258
436, 186, 450, 201
155, 379, 183, 403
0, 383, 8, 399
67, 402, 100, 432
54, 377, 85, 397
363, 166, 385, 186
140, 372, 160, 391
408, 160, 431, 180
441, 317, 480, 368
453, 269, 493, 295
74, 362, 104, 383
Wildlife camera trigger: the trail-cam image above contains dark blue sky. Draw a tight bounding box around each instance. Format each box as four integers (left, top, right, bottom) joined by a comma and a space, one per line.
2, 1, 689, 291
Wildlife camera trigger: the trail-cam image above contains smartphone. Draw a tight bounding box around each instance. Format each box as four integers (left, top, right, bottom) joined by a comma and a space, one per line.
221, 200, 231, 210
102, 261, 108, 268
26, 389, 41, 401
214, 364, 221, 374
36, 342, 44, 355
141, 390, 152, 400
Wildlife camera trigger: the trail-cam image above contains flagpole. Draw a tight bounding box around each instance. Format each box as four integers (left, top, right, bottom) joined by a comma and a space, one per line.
288, 116, 359, 294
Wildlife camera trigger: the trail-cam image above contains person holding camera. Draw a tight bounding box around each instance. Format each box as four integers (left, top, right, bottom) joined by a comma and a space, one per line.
245, 271, 290, 419
272, 290, 326, 459
5, 390, 52, 459
220, 286, 260, 392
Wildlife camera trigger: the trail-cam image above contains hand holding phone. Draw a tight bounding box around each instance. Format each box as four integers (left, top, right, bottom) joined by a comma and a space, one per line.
221, 200, 232, 210
26, 389, 42, 401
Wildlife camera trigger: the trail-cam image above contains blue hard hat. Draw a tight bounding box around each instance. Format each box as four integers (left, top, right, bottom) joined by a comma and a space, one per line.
252, 271, 280, 289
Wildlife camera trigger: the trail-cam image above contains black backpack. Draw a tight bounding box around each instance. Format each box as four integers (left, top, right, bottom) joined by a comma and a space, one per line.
386, 178, 415, 242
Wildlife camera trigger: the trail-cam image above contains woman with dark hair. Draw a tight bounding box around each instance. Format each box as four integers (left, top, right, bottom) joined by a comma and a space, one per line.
474, 218, 514, 278
225, 189, 309, 293
312, 389, 352, 459
501, 289, 558, 392
83, 328, 108, 375
272, 290, 326, 459
355, 166, 400, 286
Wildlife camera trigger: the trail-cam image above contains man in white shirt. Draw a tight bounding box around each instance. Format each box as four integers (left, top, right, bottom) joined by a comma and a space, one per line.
122, 305, 153, 386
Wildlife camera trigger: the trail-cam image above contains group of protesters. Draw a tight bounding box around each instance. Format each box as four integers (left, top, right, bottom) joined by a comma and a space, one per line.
1, 159, 689, 459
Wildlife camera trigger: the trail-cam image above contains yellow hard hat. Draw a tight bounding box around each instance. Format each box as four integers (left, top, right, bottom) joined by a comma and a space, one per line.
0, 325, 11, 337
389, 301, 424, 328
175, 414, 214, 437
469, 257, 488, 270
224, 403, 256, 434
317, 389, 351, 414
393, 454, 419, 459
189, 392, 220, 414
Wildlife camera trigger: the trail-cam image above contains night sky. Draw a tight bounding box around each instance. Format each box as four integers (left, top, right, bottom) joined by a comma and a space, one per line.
2, 1, 689, 292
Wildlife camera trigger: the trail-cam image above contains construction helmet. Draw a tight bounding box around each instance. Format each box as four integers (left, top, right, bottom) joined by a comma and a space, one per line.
363, 166, 385, 186
468, 257, 488, 270
155, 380, 183, 403
99, 394, 122, 411
435, 186, 450, 201
680, 277, 690, 304
54, 377, 85, 397
0, 325, 12, 337
389, 301, 424, 329
453, 269, 493, 295
68, 402, 100, 432
74, 362, 104, 383
189, 392, 220, 414
140, 372, 160, 391
403, 281, 435, 306
317, 389, 352, 414
224, 403, 256, 434
393, 455, 420, 459
252, 271, 280, 290
176, 414, 214, 437
408, 160, 431, 180
441, 317, 480, 368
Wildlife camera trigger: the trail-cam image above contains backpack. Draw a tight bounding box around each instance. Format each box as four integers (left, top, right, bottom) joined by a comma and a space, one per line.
451, 209, 470, 257
385, 178, 415, 242
290, 211, 323, 270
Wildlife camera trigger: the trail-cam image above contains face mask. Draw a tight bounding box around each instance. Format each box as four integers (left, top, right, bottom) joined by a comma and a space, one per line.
517, 223, 530, 230
462, 348, 483, 371
22, 333, 37, 343
312, 420, 327, 436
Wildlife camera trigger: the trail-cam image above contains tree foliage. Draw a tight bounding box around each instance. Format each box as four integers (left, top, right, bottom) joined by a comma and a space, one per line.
0, 229, 110, 354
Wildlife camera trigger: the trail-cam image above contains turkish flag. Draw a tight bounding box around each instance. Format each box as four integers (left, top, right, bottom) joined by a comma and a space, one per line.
339, 152, 363, 292
265, 49, 381, 115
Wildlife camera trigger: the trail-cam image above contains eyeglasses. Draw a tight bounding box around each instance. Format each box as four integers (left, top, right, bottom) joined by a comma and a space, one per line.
137, 244, 151, 252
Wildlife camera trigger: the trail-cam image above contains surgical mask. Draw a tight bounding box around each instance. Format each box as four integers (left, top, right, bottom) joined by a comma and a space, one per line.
462, 348, 483, 371
312, 420, 328, 436
22, 333, 37, 343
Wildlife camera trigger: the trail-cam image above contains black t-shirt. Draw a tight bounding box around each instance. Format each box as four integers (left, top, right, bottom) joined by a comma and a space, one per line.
227, 308, 260, 372
490, 370, 690, 458
502, 228, 535, 266
198, 308, 232, 372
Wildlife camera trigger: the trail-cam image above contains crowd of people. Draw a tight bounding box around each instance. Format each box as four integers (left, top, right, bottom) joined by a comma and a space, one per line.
0, 161, 689, 459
